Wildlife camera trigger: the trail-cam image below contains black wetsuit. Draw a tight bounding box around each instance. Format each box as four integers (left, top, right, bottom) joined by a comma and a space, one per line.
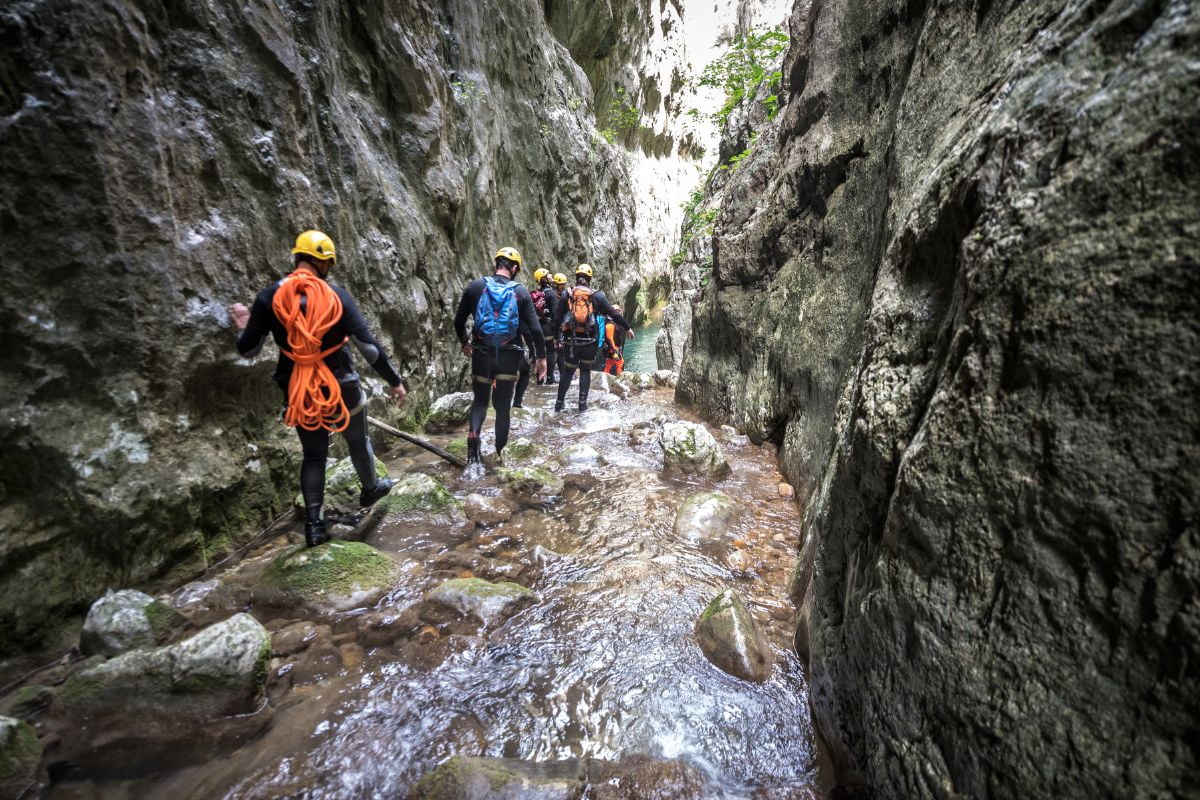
237, 278, 402, 523
453, 274, 546, 456
531, 282, 559, 384
513, 323, 537, 408
552, 284, 631, 411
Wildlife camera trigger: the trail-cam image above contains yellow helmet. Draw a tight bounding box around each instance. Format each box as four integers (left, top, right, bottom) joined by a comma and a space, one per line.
533, 267, 551, 284
494, 246, 523, 272
292, 230, 337, 262
575, 263, 594, 279
553, 272, 568, 286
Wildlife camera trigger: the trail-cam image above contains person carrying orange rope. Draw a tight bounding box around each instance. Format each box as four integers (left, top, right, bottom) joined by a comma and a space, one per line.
230, 230, 407, 547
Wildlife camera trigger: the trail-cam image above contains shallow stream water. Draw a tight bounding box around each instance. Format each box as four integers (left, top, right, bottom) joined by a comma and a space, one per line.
46, 381, 818, 799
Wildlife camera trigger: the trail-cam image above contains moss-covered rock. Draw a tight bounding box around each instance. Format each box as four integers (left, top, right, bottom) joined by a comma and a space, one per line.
659, 422, 729, 479
255, 541, 400, 614
426, 578, 536, 627
694, 589, 771, 682
498, 466, 564, 502
294, 456, 389, 513
673, 491, 740, 544
60, 613, 271, 718
376, 473, 462, 517
0, 716, 40, 799
504, 437, 546, 462
408, 755, 579, 799
424, 392, 474, 433
79, 589, 187, 657
1, 686, 52, 720
445, 438, 468, 460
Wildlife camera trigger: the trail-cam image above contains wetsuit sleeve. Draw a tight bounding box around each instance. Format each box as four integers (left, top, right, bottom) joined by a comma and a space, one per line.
455, 279, 484, 345
590, 292, 632, 331
339, 290, 402, 387
515, 287, 547, 359
236, 292, 273, 357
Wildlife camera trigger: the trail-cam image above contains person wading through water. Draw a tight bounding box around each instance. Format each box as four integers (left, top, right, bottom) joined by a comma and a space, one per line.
530, 265, 559, 385
603, 304, 627, 376
552, 263, 632, 413
552, 272, 569, 383
454, 247, 547, 464
229, 230, 407, 547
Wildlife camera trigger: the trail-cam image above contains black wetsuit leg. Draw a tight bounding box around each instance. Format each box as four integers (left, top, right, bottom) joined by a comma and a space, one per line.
297, 427, 331, 522
575, 342, 599, 410
469, 346, 522, 453
543, 335, 557, 383
513, 354, 530, 408
340, 383, 378, 489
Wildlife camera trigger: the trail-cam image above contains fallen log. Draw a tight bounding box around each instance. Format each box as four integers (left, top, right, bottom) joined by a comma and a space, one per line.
368, 417, 467, 468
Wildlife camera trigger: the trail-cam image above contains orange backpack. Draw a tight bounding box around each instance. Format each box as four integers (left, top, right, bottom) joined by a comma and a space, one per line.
563, 286, 596, 334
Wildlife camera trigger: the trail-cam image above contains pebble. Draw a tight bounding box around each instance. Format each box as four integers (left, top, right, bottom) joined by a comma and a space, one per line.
778, 482, 795, 498
772, 533, 786, 543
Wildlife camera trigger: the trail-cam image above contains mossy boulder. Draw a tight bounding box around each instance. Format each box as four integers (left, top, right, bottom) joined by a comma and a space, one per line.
694, 589, 772, 682
376, 473, 462, 517
426, 578, 536, 627
498, 466, 564, 502
59, 613, 271, 718
0, 716, 40, 799
659, 422, 729, 479
1, 686, 52, 720
79, 589, 187, 657
504, 437, 546, 462
424, 392, 474, 433
294, 456, 389, 513
673, 492, 740, 544
255, 541, 401, 614
445, 437, 468, 460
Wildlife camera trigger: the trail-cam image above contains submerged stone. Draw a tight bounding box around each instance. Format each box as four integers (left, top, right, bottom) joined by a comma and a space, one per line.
558, 443, 604, 468
426, 578, 536, 627
256, 541, 400, 613
425, 392, 474, 433
504, 437, 546, 462
377, 473, 462, 516
694, 589, 772, 682
0, 716, 41, 800
659, 422, 729, 479
673, 491, 740, 543
464, 493, 518, 525
80, 589, 187, 657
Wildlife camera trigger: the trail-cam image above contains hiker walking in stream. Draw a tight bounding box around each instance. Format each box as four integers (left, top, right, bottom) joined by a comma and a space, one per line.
531, 265, 560, 385
229, 230, 407, 548
454, 247, 547, 464
552, 264, 633, 413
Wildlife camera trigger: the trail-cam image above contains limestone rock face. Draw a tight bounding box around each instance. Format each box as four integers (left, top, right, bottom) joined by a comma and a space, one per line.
0, 0, 651, 652
676, 0, 1200, 796
80, 589, 186, 657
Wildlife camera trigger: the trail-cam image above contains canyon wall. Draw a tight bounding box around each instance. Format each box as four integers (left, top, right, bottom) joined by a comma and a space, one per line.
677, 0, 1198, 796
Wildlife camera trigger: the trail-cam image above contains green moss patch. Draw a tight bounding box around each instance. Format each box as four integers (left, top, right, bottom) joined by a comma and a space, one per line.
376, 473, 461, 515
261, 542, 397, 598
0, 716, 41, 790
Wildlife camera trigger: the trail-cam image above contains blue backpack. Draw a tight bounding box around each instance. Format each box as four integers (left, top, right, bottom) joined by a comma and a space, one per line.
475, 277, 519, 348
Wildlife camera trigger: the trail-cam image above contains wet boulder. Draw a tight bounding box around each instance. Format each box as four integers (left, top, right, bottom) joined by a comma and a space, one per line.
80, 589, 187, 657
504, 437, 547, 463
425, 392, 474, 433
255, 541, 401, 614
498, 466, 564, 502
0, 716, 41, 799
659, 422, 730, 479
558, 443, 604, 469
653, 369, 679, 387
426, 578, 536, 627
1, 685, 52, 720
694, 589, 772, 682
673, 492, 740, 544
294, 455, 389, 513
377, 473, 462, 517
464, 493, 518, 525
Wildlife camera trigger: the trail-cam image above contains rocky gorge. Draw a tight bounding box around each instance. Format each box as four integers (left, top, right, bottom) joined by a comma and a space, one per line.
1, 0, 1197, 798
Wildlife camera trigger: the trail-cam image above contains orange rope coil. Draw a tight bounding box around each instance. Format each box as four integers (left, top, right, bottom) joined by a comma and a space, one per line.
271, 269, 350, 432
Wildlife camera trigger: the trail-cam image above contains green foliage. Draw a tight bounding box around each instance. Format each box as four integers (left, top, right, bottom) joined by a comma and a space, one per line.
607, 87, 642, 131
720, 132, 759, 172
598, 128, 618, 144
671, 179, 720, 269
567, 94, 583, 111
696, 29, 788, 126
450, 79, 486, 106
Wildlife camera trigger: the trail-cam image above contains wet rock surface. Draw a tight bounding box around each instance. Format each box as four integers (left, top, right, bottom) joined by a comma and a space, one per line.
378, 473, 463, 517
0, 716, 41, 800
79, 589, 186, 657
672, 0, 1200, 795
694, 589, 772, 683
673, 491, 740, 544
463, 493, 519, 526
425, 393, 476, 433
659, 422, 730, 479
255, 542, 401, 614
426, 578, 537, 628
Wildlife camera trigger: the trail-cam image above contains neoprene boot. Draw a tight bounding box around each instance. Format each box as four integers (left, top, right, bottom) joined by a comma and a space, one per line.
360, 477, 396, 507
467, 436, 482, 464
304, 519, 329, 548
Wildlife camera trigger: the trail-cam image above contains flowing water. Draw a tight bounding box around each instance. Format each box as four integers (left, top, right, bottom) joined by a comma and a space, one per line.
46, 382, 818, 799
621, 318, 663, 374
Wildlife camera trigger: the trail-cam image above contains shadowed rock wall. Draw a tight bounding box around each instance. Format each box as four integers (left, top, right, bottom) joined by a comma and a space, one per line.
0, 0, 648, 653
678, 0, 1198, 796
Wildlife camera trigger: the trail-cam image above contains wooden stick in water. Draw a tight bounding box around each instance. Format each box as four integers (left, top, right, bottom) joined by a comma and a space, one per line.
367, 417, 468, 468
